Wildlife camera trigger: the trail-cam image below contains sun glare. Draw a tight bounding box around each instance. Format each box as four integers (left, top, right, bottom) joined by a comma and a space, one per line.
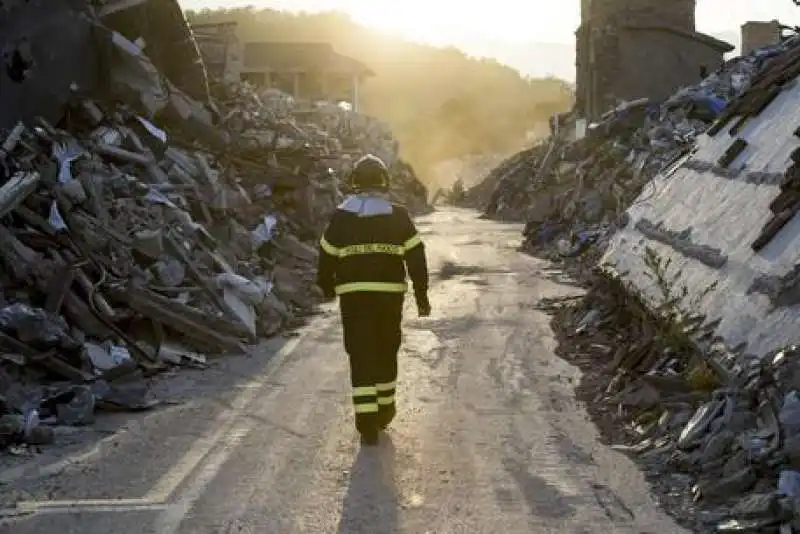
347, 1, 470, 43
345, 0, 575, 44
180, 0, 578, 45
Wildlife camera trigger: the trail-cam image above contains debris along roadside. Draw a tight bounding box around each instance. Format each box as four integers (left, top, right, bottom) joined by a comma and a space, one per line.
460, 33, 796, 258
537, 267, 800, 533
0, 5, 429, 453
461, 28, 800, 534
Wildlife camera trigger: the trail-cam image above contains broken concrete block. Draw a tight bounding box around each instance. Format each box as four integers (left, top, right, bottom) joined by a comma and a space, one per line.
731, 492, 782, 519
695, 467, 757, 502
132, 228, 164, 259
680, 399, 725, 449
57, 178, 88, 205
700, 429, 736, 464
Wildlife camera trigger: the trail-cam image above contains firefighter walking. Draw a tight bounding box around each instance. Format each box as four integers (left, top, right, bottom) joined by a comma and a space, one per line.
316, 154, 430, 446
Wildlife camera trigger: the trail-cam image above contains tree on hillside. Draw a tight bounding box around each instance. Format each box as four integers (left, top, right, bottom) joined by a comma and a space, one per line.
186, 7, 574, 180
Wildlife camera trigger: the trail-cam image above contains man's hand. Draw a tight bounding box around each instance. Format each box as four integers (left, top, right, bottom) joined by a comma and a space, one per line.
415, 294, 431, 317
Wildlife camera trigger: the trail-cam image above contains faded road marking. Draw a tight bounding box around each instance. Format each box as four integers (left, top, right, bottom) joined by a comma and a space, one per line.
5, 331, 310, 522
153, 422, 255, 533
6, 499, 169, 517
146, 334, 305, 502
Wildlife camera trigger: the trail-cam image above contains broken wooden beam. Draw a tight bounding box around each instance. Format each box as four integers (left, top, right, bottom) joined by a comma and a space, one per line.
0, 171, 41, 219
164, 232, 242, 325
94, 143, 153, 166
0, 331, 92, 382
55, 249, 118, 321
0, 223, 41, 282
1, 122, 26, 155
44, 261, 78, 314
117, 285, 246, 353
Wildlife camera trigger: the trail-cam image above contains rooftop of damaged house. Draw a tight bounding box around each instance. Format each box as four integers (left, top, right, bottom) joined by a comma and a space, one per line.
0, 1, 427, 446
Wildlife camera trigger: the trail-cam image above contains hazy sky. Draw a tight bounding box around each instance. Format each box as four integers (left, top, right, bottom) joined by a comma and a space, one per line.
180, 0, 800, 79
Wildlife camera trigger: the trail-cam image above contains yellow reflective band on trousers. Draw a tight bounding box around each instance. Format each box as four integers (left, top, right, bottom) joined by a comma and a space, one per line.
352, 386, 377, 397
335, 282, 407, 295
377, 395, 395, 405
354, 403, 379, 413
353, 386, 378, 414
376, 381, 395, 392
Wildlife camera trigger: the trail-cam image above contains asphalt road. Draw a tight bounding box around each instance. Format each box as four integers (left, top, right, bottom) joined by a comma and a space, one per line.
0, 209, 687, 533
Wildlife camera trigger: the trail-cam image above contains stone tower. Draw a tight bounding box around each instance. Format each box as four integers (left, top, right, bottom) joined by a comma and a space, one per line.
581, 0, 696, 29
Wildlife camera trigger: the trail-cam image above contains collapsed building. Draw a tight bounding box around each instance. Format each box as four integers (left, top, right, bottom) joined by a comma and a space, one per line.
465, 5, 800, 529
189, 19, 374, 113
0, 0, 428, 449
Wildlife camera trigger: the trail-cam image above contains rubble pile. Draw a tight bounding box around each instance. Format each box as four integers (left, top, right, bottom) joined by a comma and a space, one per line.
542, 270, 800, 532
0, 7, 428, 452
429, 153, 510, 205
497, 34, 800, 534
459, 146, 543, 213
291, 102, 430, 214
216, 84, 429, 214
466, 36, 800, 264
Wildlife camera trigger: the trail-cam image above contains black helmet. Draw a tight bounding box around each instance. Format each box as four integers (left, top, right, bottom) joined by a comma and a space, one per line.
349, 154, 389, 191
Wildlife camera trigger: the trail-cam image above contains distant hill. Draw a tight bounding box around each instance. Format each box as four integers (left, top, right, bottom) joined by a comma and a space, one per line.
186, 7, 574, 181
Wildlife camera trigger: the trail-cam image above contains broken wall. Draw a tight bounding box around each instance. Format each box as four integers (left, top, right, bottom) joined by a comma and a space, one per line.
616, 29, 724, 102
601, 73, 800, 359
100, 0, 210, 103
0, 0, 103, 132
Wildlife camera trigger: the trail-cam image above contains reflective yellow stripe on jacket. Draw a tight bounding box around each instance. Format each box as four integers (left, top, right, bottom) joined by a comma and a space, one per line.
320, 234, 422, 258
320, 236, 340, 256
403, 234, 422, 251
321, 233, 422, 294
339, 243, 404, 257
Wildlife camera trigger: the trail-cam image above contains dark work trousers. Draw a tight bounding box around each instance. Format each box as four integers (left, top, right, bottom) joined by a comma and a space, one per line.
339, 292, 404, 437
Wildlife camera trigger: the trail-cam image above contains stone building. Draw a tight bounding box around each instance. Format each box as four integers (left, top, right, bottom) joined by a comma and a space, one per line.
188, 21, 374, 111
240, 42, 374, 111
741, 20, 782, 56
575, 0, 733, 120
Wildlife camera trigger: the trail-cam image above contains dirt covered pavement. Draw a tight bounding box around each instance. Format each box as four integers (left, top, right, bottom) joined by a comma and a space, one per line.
0, 209, 686, 533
